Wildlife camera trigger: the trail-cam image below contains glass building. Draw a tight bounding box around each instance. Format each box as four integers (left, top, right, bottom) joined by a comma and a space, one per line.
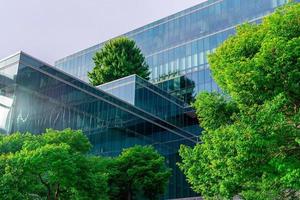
1, 0, 298, 199
54, 0, 293, 103
0, 52, 200, 199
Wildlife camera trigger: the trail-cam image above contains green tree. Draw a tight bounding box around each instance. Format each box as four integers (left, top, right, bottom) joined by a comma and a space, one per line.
0, 129, 109, 200
178, 3, 300, 200
107, 145, 172, 200
88, 37, 150, 86
0, 131, 171, 200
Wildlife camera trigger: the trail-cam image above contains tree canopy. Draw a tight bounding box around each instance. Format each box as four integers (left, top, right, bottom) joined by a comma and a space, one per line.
88, 37, 150, 86
0, 129, 108, 200
178, 3, 300, 200
106, 145, 172, 200
0, 130, 171, 200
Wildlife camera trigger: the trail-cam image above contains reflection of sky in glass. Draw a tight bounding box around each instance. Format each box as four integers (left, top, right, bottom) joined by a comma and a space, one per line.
0, 106, 10, 130
0, 95, 13, 107
0, 63, 18, 80
97, 75, 136, 105
0, 95, 13, 130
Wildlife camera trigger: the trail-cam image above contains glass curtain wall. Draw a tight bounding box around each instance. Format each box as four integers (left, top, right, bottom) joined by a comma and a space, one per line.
54, 0, 290, 103
0, 52, 200, 199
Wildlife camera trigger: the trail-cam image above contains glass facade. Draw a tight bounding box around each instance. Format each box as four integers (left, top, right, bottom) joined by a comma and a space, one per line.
54, 0, 291, 103
97, 74, 192, 128
97, 75, 136, 105
1, 1, 298, 199
0, 52, 201, 199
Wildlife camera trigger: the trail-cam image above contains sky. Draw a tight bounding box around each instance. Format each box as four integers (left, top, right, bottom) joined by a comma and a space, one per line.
0, 0, 206, 65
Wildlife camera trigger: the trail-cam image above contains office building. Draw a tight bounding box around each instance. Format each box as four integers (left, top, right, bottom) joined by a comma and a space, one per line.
55, 0, 291, 103
0, 52, 200, 198
0, 0, 296, 198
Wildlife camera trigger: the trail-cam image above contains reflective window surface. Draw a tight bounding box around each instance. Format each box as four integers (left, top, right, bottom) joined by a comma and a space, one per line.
54, 0, 290, 103
0, 52, 201, 199
0, 54, 19, 134
1, 0, 296, 198
98, 74, 192, 127
97, 75, 136, 105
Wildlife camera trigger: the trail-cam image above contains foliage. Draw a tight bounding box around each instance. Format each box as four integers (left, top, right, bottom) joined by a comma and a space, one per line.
0, 129, 109, 200
106, 145, 172, 200
88, 37, 150, 86
193, 92, 238, 131
208, 3, 300, 106
178, 3, 300, 200
0, 131, 171, 200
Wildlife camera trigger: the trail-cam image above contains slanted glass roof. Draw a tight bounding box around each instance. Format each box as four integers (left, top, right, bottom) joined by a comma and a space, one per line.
1, 52, 199, 146
0, 52, 201, 198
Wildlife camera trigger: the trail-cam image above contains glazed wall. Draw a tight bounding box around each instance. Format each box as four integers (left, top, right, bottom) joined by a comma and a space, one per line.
54, 0, 289, 102
0, 53, 200, 198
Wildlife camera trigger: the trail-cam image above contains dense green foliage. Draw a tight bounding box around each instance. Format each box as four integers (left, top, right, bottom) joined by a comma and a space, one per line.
88, 37, 150, 86
0, 129, 108, 200
0, 130, 171, 200
105, 145, 172, 200
178, 3, 300, 200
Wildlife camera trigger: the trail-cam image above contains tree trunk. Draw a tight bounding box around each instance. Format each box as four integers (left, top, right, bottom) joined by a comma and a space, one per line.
127, 190, 132, 200
38, 174, 52, 200
47, 191, 51, 200
54, 183, 60, 200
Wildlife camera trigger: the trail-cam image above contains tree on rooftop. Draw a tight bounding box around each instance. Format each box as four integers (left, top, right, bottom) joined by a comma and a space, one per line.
178, 3, 300, 200
88, 37, 150, 86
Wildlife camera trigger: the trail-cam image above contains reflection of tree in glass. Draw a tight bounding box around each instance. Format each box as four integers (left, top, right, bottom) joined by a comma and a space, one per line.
157, 71, 180, 82
156, 71, 196, 104
0, 73, 15, 88
179, 75, 196, 104
158, 76, 196, 105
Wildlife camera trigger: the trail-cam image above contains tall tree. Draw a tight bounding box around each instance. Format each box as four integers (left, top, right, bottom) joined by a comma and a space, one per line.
88, 37, 150, 86
178, 3, 300, 200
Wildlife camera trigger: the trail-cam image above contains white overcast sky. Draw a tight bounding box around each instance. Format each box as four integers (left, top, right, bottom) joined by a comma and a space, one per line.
0, 0, 206, 64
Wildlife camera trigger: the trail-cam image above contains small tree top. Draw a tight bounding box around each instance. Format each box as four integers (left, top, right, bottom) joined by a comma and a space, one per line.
88, 37, 150, 86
